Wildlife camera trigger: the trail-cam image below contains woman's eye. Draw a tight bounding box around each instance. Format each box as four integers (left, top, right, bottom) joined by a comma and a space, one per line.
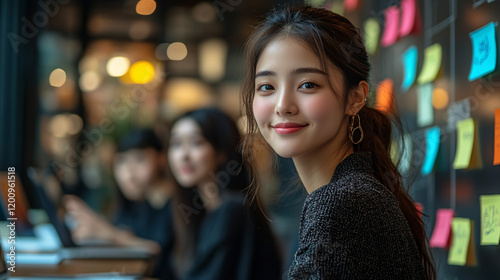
257, 84, 275, 91
300, 82, 318, 89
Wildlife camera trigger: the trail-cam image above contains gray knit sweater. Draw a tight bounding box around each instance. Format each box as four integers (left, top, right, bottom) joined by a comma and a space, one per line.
288, 152, 426, 280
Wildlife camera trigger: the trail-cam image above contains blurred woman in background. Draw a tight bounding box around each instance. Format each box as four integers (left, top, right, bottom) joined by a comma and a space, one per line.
158, 107, 281, 280
64, 129, 174, 254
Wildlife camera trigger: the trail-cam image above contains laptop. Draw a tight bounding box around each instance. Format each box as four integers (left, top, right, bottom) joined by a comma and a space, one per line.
0, 233, 141, 280
25, 168, 153, 260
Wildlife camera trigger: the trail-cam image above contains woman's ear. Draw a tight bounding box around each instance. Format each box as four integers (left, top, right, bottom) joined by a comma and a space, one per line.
346, 81, 368, 116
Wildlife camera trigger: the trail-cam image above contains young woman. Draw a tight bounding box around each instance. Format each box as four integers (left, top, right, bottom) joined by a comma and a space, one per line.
64, 129, 174, 254
159, 107, 281, 280
241, 6, 435, 279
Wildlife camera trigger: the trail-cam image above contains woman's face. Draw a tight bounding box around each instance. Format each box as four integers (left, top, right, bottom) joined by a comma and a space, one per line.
168, 118, 219, 188
252, 37, 349, 159
114, 148, 161, 201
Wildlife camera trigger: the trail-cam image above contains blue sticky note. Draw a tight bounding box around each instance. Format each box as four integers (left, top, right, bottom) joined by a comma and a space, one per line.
401, 45, 418, 92
421, 126, 440, 175
469, 22, 497, 81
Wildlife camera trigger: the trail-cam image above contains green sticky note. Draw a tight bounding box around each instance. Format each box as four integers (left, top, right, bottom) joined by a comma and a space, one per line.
364, 18, 380, 55
417, 43, 442, 84
480, 195, 500, 245
448, 218, 472, 266
417, 83, 434, 127
453, 118, 475, 169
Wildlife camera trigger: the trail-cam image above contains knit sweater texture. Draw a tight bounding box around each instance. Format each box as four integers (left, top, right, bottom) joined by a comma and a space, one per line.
288, 152, 426, 280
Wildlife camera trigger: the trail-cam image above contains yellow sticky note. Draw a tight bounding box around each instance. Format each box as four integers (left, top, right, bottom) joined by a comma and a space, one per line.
448, 218, 476, 266
480, 195, 500, 245
453, 118, 475, 169
417, 43, 442, 84
364, 18, 380, 55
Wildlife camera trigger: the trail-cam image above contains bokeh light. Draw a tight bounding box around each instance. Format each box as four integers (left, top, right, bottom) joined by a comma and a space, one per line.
79, 71, 102, 92
167, 42, 188, 61
136, 0, 156, 15
106, 56, 130, 77
129, 60, 155, 84
129, 20, 151, 41
49, 68, 67, 87
192, 2, 216, 23
432, 87, 449, 109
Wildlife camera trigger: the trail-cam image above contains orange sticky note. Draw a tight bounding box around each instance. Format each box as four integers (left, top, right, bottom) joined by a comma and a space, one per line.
494, 109, 500, 165
400, 0, 421, 37
375, 78, 394, 113
430, 209, 454, 248
380, 6, 400, 47
344, 0, 359, 11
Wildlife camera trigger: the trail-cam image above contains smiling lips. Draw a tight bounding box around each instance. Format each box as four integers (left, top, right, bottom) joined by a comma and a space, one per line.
272, 122, 308, 134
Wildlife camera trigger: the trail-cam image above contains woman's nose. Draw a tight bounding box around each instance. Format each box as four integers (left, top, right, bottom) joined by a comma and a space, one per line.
275, 88, 298, 116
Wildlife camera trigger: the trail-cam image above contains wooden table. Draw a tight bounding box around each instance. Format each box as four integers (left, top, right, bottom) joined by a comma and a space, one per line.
10, 258, 152, 277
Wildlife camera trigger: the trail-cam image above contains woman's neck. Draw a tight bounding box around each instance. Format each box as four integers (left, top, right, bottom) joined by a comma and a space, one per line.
293, 141, 353, 194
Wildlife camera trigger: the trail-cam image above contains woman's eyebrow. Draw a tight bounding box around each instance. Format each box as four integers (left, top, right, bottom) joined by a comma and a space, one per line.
255, 70, 275, 78
291, 67, 328, 75
255, 68, 327, 78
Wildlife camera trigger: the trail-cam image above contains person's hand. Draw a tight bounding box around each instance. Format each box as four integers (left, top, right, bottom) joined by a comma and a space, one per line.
63, 195, 160, 254
63, 195, 116, 242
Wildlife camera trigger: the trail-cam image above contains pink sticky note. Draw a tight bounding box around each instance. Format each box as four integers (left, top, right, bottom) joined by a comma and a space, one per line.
381, 6, 400, 47
400, 0, 422, 37
344, 0, 359, 11
430, 209, 455, 249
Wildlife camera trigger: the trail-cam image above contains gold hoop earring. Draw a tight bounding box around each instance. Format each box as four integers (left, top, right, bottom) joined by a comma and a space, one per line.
349, 114, 363, 145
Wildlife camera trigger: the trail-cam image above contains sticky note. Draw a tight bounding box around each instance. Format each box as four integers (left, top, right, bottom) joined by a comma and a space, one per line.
448, 218, 476, 266
417, 43, 442, 84
399, 134, 413, 175
480, 195, 500, 245
453, 118, 475, 169
380, 6, 400, 47
421, 126, 440, 175
390, 140, 398, 164
375, 79, 394, 113
344, 0, 359, 11
415, 202, 423, 220
430, 208, 454, 248
399, 0, 421, 37
401, 45, 418, 92
331, 0, 344, 15
364, 18, 380, 55
494, 109, 500, 165
468, 22, 497, 81
417, 83, 434, 127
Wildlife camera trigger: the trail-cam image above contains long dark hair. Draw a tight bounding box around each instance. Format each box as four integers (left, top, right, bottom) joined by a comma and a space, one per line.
240, 6, 435, 279
168, 107, 251, 269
